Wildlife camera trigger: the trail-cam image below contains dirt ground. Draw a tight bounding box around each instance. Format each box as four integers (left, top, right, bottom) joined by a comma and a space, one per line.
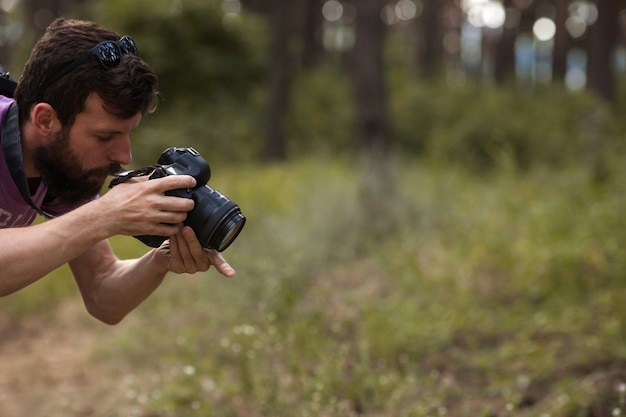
0, 298, 153, 417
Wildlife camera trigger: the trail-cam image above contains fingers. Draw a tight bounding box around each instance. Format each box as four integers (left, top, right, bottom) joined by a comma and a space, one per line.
168, 227, 211, 274
102, 175, 196, 236
205, 248, 236, 277
148, 175, 196, 193
166, 227, 236, 277
149, 176, 196, 217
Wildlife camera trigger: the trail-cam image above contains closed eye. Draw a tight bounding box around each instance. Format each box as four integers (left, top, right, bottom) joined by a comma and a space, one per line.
96, 135, 114, 142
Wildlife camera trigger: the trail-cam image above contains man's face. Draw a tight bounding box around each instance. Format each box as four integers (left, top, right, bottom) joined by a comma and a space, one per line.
34, 93, 142, 205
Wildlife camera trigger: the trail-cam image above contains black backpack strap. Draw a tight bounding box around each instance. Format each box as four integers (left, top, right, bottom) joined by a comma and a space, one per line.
1, 101, 44, 215
0, 72, 17, 98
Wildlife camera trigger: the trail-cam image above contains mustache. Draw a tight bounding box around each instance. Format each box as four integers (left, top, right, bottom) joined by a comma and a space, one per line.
85, 164, 122, 178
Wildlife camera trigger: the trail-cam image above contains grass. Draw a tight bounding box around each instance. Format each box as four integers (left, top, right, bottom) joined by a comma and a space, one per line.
5, 155, 626, 416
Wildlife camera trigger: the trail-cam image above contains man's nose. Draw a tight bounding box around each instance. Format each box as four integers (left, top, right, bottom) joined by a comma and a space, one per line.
110, 135, 132, 165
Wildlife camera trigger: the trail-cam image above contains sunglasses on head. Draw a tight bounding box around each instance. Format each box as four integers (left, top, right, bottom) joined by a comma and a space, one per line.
40, 35, 140, 92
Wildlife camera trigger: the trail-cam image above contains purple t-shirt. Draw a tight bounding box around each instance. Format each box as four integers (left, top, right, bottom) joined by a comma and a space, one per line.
0, 95, 96, 228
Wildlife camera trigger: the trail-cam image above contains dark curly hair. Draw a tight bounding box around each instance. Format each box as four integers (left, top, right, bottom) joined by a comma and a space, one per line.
14, 18, 158, 128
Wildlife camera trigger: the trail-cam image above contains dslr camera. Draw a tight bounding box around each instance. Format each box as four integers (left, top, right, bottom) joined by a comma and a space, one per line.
110, 147, 245, 252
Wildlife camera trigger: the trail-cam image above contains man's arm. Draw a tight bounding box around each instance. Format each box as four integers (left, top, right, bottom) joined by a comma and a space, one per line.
0, 175, 198, 297
69, 240, 166, 325
69, 227, 235, 325
0, 204, 112, 296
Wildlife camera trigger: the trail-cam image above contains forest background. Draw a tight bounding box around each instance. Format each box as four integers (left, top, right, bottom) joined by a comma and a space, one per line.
1, 0, 626, 416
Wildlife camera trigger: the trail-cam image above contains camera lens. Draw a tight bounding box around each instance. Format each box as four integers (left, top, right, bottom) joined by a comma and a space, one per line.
186, 185, 246, 252
213, 209, 246, 252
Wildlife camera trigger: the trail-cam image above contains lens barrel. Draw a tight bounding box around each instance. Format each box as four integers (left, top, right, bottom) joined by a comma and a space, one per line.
186, 185, 246, 251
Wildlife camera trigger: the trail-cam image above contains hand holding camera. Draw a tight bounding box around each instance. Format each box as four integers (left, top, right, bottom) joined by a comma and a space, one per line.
109, 147, 246, 252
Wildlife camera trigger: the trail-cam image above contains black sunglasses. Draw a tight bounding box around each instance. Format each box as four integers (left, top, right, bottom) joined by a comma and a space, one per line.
40, 36, 140, 92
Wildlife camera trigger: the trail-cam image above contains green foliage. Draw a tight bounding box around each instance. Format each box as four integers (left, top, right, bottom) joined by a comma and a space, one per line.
389, 72, 620, 174
287, 64, 356, 156
84, 156, 626, 417
131, 93, 266, 166
82, 0, 269, 165
114, 8, 264, 107
6, 153, 626, 415
8, 0, 626, 169
73, 0, 626, 173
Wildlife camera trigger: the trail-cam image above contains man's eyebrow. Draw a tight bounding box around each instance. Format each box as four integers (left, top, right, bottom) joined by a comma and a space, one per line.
92, 128, 123, 136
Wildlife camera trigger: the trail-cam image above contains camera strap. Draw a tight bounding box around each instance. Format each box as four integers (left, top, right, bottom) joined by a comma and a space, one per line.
0, 100, 45, 215
108, 165, 165, 188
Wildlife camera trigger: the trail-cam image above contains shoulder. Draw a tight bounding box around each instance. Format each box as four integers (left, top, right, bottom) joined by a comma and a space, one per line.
0, 95, 18, 144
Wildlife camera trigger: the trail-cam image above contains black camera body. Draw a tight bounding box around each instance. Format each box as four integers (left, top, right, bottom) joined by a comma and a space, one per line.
135, 147, 245, 252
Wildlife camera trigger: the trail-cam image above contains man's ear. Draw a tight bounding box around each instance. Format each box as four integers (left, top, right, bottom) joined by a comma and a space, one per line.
31, 103, 61, 138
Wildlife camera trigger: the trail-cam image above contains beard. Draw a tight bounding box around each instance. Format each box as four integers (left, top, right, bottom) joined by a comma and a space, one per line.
33, 130, 121, 206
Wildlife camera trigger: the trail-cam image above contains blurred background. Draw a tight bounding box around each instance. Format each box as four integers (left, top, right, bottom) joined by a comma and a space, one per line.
1, 1, 626, 416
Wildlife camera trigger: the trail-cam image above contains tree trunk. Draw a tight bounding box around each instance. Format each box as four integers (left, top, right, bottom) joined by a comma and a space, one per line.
351, 0, 389, 157
350, 0, 395, 241
586, 0, 619, 103
264, 0, 291, 161
494, 0, 517, 84
418, 0, 442, 78
552, 0, 569, 81
300, 0, 324, 69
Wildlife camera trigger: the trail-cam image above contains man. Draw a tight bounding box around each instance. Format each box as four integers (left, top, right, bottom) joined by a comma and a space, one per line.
0, 18, 235, 324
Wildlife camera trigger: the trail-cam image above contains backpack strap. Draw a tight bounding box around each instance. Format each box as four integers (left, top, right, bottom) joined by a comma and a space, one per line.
1, 101, 45, 215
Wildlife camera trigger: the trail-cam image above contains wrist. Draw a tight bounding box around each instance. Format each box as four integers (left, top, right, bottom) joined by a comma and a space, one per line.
147, 247, 170, 276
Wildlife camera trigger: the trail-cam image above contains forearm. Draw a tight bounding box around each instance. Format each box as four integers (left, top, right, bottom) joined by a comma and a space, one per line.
0, 177, 189, 297
0, 175, 234, 322
0, 202, 110, 296
70, 230, 237, 325
70, 244, 168, 325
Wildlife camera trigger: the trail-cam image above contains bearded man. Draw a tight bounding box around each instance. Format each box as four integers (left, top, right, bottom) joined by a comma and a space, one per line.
0, 18, 235, 324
